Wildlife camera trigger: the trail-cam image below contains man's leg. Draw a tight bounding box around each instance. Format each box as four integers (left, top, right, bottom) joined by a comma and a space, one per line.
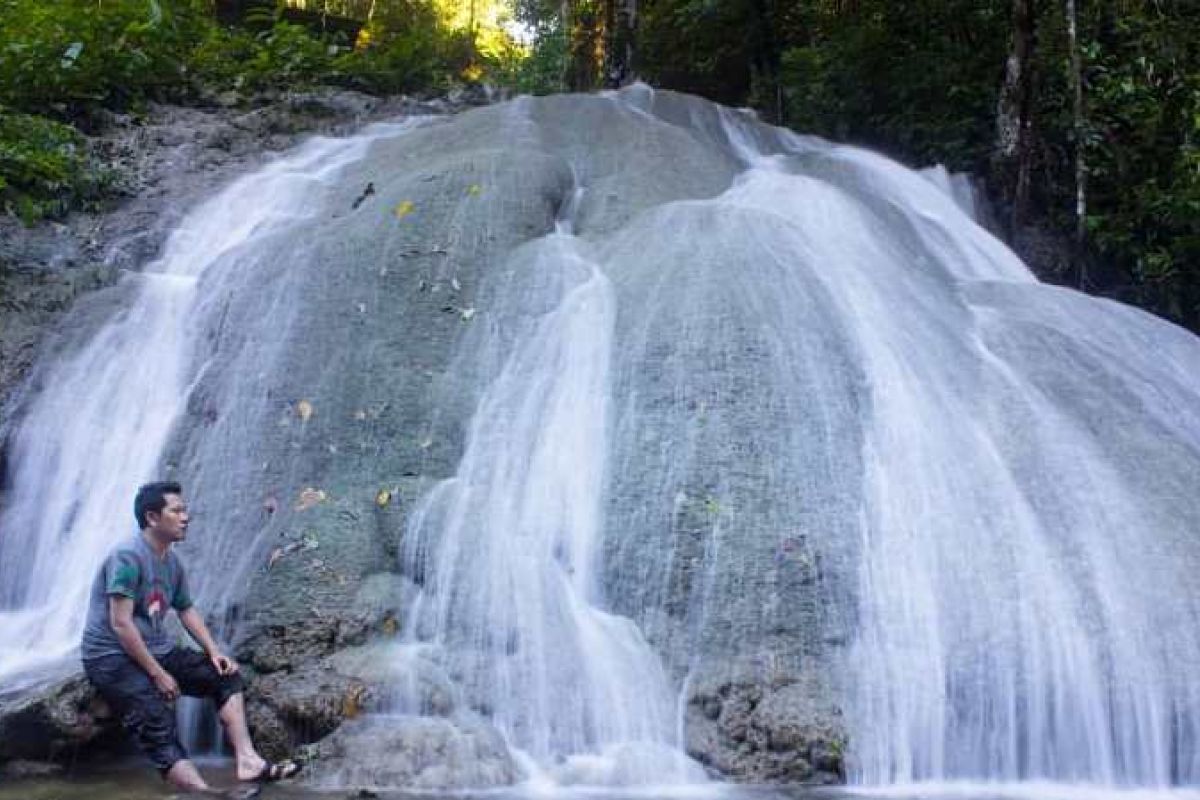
217, 692, 268, 781
163, 648, 277, 781
83, 655, 210, 791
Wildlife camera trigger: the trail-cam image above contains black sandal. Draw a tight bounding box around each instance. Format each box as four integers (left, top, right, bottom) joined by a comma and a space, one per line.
248, 760, 301, 782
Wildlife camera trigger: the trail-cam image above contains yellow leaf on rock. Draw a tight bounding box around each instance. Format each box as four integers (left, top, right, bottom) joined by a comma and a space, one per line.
394, 200, 415, 219
342, 685, 366, 719
296, 399, 314, 422
296, 487, 327, 511
376, 489, 392, 507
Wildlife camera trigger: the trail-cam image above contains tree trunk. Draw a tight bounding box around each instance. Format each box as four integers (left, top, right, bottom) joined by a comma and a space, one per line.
995, 0, 1036, 234
561, 0, 600, 92
749, 0, 783, 123
468, 0, 478, 67
604, 0, 637, 87
1065, 0, 1088, 287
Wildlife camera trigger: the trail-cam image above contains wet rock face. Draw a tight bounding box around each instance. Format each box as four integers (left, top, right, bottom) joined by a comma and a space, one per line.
309, 715, 518, 790
0, 673, 117, 763
685, 681, 846, 784
246, 661, 370, 760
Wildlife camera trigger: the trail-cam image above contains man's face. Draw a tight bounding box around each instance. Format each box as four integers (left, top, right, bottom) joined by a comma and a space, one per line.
149, 493, 189, 543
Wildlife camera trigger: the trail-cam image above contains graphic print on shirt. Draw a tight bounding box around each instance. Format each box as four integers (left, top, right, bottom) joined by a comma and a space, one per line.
146, 583, 167, 632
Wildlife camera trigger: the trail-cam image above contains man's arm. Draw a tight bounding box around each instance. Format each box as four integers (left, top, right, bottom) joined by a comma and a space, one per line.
109, 596, 180, 700
178, 606, 238, 676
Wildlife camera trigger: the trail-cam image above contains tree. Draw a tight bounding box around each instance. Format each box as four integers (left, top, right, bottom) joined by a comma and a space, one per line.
604, 0, 636, 86
1064, 0, 1087, 285
995, 0, 1037, 233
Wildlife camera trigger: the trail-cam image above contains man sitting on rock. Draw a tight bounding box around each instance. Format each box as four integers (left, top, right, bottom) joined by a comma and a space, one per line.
81, 481, 299, 797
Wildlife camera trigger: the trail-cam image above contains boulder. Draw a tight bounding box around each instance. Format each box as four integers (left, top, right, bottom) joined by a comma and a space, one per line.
307, 714, 518, 791
685, 679, 846, 784
0, 672, 116, 763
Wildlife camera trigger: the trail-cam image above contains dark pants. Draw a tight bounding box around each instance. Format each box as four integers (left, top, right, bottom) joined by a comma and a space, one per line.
83, 648, 245, 774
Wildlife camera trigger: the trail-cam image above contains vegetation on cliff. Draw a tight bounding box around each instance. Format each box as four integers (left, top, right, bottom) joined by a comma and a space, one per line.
0, 0, 523, 222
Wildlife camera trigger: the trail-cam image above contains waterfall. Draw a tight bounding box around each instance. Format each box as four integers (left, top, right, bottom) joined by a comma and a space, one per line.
0, 122, 418, 693
1, 85, 1198, 792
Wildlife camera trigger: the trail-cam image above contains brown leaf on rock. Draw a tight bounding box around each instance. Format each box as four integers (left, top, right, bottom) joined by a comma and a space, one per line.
342, 685, 367, 719
295, 487, 327, 511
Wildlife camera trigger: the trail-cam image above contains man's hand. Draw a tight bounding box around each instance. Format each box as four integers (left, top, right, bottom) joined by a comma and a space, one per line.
210, 651, 239, 676
152, 669, 181, 701
179, 607, 238, 676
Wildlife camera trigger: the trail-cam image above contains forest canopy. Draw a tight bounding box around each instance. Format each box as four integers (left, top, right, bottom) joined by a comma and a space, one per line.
2, 0, 1197, 332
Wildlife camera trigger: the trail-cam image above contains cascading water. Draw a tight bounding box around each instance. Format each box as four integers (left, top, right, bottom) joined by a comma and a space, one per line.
782, 149, 1200, 786
0, 122, 419, 694
1, 84, 1197, 795
398, 200, 706, 785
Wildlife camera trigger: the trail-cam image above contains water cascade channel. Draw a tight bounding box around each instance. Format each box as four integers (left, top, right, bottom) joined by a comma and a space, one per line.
0, 86, 1197, 791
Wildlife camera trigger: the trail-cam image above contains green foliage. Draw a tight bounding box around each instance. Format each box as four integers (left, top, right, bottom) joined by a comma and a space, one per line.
774, 1, 1008, 170
637, 0, 758, 105
0, 0, 212, 119
238, 22, 342, 87
0, 106, 113, 222
334, 26, 444, 94
1079, 7, 1200, 326
0, 0, 530, 221
499, 18, 568, 95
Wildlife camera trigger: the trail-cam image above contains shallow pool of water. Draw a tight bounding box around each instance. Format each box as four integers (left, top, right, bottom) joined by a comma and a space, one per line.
4, 766, 1199, 800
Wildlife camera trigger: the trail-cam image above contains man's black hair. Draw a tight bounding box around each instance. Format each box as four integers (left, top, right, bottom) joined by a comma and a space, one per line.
134, 481, 182, 529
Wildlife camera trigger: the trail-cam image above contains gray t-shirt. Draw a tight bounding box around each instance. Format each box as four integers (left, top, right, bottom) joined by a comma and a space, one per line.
80, 535, 193, 661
